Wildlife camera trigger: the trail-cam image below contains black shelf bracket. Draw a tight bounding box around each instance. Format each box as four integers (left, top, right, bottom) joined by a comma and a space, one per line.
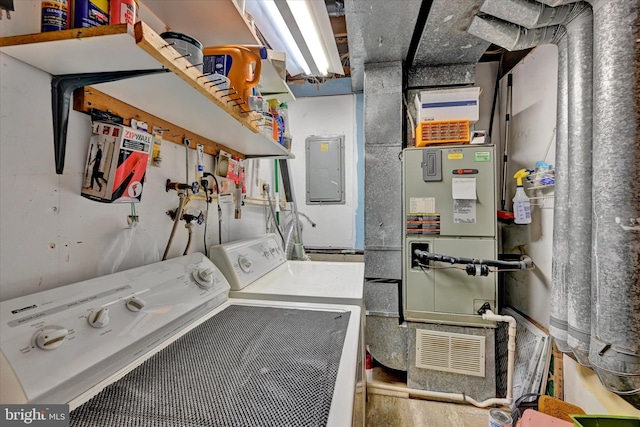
51, 68, 169, 174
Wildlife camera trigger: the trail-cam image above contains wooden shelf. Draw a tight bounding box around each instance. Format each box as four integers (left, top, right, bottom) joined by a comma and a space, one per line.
140, 0, 295, 102
0, 22, 293, 171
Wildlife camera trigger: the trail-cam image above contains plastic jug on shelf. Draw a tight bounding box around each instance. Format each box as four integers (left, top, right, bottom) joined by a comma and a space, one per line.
202, 46, 262, 112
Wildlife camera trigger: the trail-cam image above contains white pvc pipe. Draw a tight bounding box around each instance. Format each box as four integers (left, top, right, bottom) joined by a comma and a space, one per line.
367, 310, 517, 409
483, 309, 517, 405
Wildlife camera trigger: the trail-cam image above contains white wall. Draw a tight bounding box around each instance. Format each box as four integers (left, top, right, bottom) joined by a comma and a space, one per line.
499, 44, 558, 329
0, 60, 358, 303
286, 95, 358, 249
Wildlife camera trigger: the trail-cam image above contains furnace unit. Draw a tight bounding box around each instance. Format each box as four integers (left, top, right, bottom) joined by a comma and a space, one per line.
402, 144, 499, 398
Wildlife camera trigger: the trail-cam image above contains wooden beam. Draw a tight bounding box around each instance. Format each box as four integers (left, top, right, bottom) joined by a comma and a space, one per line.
0, 24, 130, 47
73, 87, 244, 159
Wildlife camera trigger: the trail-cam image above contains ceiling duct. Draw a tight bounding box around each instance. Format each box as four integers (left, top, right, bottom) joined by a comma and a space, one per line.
479, 0, 578, 28
467, 15, 565, 51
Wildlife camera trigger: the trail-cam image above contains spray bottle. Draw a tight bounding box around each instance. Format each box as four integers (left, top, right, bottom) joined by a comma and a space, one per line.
513, 168, 531, 224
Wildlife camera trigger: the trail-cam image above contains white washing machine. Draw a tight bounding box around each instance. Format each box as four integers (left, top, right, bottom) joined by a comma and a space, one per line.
209, 234, 365, 306
0, 253, 361, 427
209, 234, 366, 426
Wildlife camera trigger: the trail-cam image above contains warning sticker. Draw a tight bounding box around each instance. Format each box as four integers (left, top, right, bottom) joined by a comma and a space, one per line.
448, 150, 463, 160
406, 213, 440, 235
320, 143, 329, 152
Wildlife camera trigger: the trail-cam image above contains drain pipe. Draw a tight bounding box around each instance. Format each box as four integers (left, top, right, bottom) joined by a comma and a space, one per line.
589, 0, 640, 407
368, 310, 517, 408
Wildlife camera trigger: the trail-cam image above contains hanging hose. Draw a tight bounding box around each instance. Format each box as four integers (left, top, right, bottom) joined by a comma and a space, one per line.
203, 172, 223, 245
162, 192, 186, 260
183, 223, 194, 256
264, 183, 285, 245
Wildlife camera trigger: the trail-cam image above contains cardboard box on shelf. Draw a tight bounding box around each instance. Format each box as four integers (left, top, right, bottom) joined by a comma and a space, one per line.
415, 87, 480, 124
81, 122, 153, 203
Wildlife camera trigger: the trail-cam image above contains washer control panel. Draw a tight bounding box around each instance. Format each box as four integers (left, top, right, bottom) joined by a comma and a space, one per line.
209, 234, 286, 290
0, 253, 230, 404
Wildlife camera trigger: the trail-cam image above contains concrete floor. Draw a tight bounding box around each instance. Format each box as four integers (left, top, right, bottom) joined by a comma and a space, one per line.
365, 367, 491, 427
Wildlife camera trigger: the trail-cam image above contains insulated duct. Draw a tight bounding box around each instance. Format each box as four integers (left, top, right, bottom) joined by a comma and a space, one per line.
467, 15, 565, 51
549, 34, 571, 354
480, 0, 579, 29
565, 6, 593, 367
589, 0, 640, 406
469, 0, 640, 405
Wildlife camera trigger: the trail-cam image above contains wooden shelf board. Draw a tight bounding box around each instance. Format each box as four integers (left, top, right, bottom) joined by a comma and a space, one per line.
0, 22, 293, 160
139, 0, 294, 101
73, 87, 244, 159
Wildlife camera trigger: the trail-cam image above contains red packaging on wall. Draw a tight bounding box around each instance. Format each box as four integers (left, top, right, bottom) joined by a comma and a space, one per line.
82, 122, 152, 203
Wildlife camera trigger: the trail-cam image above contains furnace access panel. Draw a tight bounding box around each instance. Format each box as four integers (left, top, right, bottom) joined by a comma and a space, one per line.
402, 145, 498, 327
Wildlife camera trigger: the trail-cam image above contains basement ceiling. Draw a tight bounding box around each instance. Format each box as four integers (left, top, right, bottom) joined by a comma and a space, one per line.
342, 0, 500, 91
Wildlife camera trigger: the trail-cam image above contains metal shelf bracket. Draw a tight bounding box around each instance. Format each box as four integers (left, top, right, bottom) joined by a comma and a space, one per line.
51, 68, 169, 174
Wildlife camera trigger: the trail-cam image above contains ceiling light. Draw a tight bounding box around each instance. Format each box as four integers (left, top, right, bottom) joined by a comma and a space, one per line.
245, 0, 343, 78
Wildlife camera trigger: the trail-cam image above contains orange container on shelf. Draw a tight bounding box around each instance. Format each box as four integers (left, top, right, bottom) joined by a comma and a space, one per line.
202, 46, 262, 112
415, 120, 470, 147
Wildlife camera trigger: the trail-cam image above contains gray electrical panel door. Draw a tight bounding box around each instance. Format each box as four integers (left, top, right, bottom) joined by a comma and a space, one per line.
305, 135, 345, 204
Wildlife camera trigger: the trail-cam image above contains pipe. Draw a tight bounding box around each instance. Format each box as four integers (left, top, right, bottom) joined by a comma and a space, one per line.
480, 0, 582, 29
368, 310, 517, 409
467, 15, 565, 51
565, 6, 594, 367
589, 0, 640, 406
550, 34, 572, 354
483, 310, 517, 405
183, 223, 194, 256
162, 192, 186, 260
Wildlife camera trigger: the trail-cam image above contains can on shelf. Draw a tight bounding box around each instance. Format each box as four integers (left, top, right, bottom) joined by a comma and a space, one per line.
41, 0, 69, 32
110, 0, 138, 25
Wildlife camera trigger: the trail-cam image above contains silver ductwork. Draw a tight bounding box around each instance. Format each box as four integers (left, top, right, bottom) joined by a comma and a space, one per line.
467, 0, 640, 406
550, 34, 571, 354
467, 15, 565, 50
565, 6, 593, 367
589, 0, 640, 407
480, 0, 580, 28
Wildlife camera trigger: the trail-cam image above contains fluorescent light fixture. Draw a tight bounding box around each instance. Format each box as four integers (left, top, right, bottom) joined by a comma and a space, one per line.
245, 0, 343, 77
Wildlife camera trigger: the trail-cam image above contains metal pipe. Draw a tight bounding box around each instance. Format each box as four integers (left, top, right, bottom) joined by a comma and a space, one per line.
589, 0, 640, 405
162, 192, 186, 260
550, 34, 572, 354
467, 15, 565, 51
565, 6, 594, 367
480, 0, 581, 29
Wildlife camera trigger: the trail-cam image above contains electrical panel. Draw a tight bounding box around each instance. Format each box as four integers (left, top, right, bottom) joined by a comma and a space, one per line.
402, 145, 497, 327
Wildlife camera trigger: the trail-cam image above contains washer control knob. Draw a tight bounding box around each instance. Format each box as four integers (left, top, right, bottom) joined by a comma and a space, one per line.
125, 297, 147, 312
35, 328, 69, 350
238, 255, 252, 273
88, 308, 110, 328
192, 267, 216, 289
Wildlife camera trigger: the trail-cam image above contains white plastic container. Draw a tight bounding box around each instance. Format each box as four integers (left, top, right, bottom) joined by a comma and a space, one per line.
513, 186, 532, 224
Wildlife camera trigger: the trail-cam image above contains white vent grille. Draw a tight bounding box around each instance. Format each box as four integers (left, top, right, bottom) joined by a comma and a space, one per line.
415, 329, 486, 377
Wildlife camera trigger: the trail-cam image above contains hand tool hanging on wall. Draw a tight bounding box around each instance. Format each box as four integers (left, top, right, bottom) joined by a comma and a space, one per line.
500, 74, 513, 212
